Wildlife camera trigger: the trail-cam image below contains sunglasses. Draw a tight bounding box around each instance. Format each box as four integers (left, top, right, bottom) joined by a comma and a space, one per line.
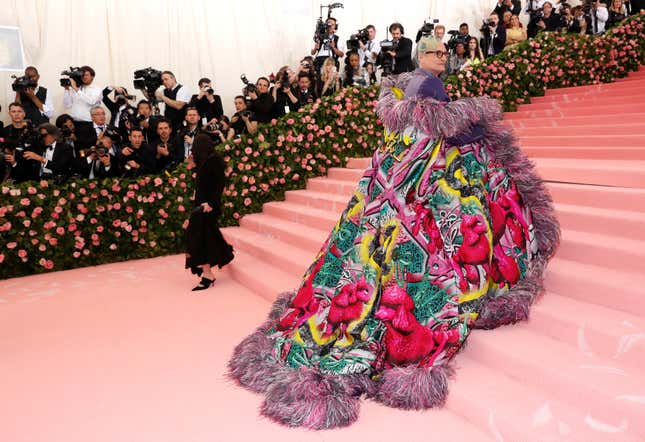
426, 50, 449, 58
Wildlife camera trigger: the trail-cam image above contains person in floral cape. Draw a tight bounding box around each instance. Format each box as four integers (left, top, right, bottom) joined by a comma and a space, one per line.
228, 37, 560, 429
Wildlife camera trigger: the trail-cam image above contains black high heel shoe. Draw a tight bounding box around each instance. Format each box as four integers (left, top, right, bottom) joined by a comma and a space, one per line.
192, 277, 215, 291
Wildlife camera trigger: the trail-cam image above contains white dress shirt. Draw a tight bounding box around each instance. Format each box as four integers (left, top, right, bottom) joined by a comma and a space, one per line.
42, 141, 56, 175
589, 6, 609, 34
358, 39, 381, 67
33, 86, 54, 118
63, 84, 102, 122
315, 33, 346, 58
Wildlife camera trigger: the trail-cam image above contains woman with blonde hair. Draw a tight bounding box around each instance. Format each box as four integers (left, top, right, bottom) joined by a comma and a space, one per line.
319, 57, 341, 97
505, 15, 528, 47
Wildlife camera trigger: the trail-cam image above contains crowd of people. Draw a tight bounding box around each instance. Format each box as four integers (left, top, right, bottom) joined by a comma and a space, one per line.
0, 0, 640, 185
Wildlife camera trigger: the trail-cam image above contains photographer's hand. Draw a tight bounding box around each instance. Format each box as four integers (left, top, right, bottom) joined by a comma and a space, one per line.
100, 155, 111, 166
248, 91, 258, 100
70, 77, 79, 91
23, 151, 45, 164
122, 147, 133, 156
5, 152, 16, 166
201, 202, 213, 213
388, 50, 396, 57
127, 160, 140, 169
157, 144, 169, 157
184, 134, 194, 145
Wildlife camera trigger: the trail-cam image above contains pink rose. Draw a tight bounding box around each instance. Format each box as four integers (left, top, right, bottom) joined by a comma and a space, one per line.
18, 249, 27, 258
20, 198, 30, 206
56, 227, 65, 235
244, 198, 252, 206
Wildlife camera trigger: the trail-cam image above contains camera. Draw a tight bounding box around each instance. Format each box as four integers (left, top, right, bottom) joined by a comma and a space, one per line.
202, 85, 215, 95
346, 27, 369, 52
60, 67, 84, 88
416, 18, 440, 43
239, 110, 253, 118
206, 122, 223, 132
133, 67, 163, 98
121, 107, 145, 128
240, 74, 257, 95
11, 75, 37, 92
447, 30, 468, 52
313, 2, 343, 45
376, 39, 398, 77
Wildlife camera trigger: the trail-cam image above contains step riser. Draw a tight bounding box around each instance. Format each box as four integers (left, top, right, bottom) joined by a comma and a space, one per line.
532, 89, 645, 103
555, 238, 644, 274
285, 191, 348, 213
545, 81, 645, 96
536, 164, 645, 188
240, 216, 326, 252
521, 136, 645, 147
262, 204, 337, 232
507, 103, 645, 119
327, 168, 367, 181
556, 207, 645, 241
521, 97, 645, 110
524, 146, 645, 161
506, 114, 645, 128
307, 178, 358, 195
516, 125, 645, 136
226, 232, 311, 277
546, 183, 645, 213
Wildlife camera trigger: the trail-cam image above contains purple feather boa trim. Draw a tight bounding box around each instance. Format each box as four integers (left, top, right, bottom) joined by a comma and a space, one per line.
377, 72, 503, 138
370, 364, 454, 409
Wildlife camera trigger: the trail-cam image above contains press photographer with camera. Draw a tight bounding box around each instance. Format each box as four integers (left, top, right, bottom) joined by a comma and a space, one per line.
245, 77, 274, 124
206, 116, 235, 146
1, 103, 32, 142
55, 114, 77, 150
154, 71, 191, 135
271, 66, 298, 118
62, 66, 102, 126
387, 23, 413, 74
118, 127, 155, 176
131, 100, 159, 144
189, 78, 224, 123
80, 129, 121, 179
356, 25, 381, 67
480, 13, 507, 58
230, 96, 257, 136
1, 103, 40, 183
102, 85, 136, 129
290, 73, 318, 111
589, 0, 610, 34
175, 107, 202, 162
151, 117, 176, 172
20, 123, 74, 181
13, 66, 53, 126
533, 2, 566, 34
444, 42, 468, 78
311, 17, 345, 73
75, 106, 113, 154
494, 0, 522, 19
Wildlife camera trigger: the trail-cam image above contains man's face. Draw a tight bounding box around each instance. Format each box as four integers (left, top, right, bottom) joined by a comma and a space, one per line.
9, 105, 25, 124
326, 20, 336, 33
234, 98, 247, 112
298, 77, 311, 91
64, 119, 75, 131
25, 68, 39, 85
368, 27, 376, 41
391, 28, 402, 40
419, 43, 447, 75
157, 122, 171, 140
544, 2, 553, 14
489, 14, 499, 26
39, 130, 55, 146
459, 25, 469, 36
435, 27, 445, 40
129, 131, 144, 148
185, 110, 200, 125
91, 108, 106, 126
138, 103, 151, 117
256, 79, 269, 95
161, 73, 176, 89
81, 70, 93, 85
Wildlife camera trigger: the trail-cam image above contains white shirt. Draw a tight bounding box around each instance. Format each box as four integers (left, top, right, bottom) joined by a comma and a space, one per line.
63, 84, 102, 122
358, 39, 381, 67
589, 6, 609, 34
32, 86, 54, 118
168, 84, 191, 103
315, 33, 346, 58
42, 141, 56, 175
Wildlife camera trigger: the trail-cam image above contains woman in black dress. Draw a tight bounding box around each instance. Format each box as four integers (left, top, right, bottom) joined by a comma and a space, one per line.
185, 134, 234, 291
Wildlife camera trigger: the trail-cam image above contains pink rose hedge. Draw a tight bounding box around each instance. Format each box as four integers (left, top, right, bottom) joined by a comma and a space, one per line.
1, 13, 643, 279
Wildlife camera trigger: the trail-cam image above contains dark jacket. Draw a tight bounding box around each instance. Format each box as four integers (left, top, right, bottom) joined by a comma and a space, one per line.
392, 37, 414, 74
189, 94, 224, 121
480, 25, 507, 57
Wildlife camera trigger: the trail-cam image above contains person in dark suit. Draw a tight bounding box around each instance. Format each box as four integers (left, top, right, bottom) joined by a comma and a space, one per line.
15, 123, 74, 181
184, 134, 234, 291
75, 106, 115, 156
118, 127, 156, 177
494, 0, 522, 19
388, 23, 414, 74
189, 78, 223, 123
77, 129, 121, 179
102, 86, 136, 131
480, 12, 507, 58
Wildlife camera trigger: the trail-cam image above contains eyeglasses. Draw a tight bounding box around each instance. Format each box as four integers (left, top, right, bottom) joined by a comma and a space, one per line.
427, 50, 449, 58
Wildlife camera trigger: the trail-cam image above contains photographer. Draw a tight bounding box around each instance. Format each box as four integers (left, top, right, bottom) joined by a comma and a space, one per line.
189, 77, 224, 122
62, 65, 102, 125
231, 96, 258, 136
118, 127, 155, 176
1, 103, 31, 141
444, 42, 467, 78
387, 23, 414, 74
311, 17, 345, 72
102, 85, 136, 129
494, 0, 522, 19
175, 107, 202, 162
589, 0, 609, 34
357, 25, 381, 67
434, 25, 446, 44
271, 66, 297, 118
155, 71, 191, 135
75, 106, 113, 154
567, 6, 590, 34
246, 77, 274, 124
21, 123, 74, 181
480, 13, 507, 58
55, 114, 77, 150
151, 117, 177, 172
14, 66, 53, 126
534, 2, 566, 33
342, 52, 369, 88
133, 100, 159, 144
289, 74, 317, 112
207, 116, 235, 146
1, 103, 39, 183
80, 129, 121, 179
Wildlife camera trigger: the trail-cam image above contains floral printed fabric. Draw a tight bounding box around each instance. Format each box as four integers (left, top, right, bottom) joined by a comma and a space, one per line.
268, 126, 536, 375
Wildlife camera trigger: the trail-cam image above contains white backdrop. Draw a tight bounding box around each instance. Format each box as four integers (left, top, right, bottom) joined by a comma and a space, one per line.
0, 0, 507, 123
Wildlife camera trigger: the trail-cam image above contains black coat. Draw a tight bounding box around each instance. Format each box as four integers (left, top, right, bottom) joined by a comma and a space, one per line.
102, 87, 137, 128
392, 37, 414, 74
189, 94, 224, 121
480, 25, 507, 57
13, 141, 74, 182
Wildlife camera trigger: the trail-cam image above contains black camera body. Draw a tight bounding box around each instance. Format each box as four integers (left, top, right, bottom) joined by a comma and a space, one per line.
239, 110, 253, 118
447, 30, 469, 52
347, 27, 370, 52
314, 19, 332, 45
376, 39, 398, 77
240, 74, 257, 95
121, 107, 145, 128
11, 75, 37, 92
60, 67, 84, 88
415, 18, 440, 43
133, 67, 163, 98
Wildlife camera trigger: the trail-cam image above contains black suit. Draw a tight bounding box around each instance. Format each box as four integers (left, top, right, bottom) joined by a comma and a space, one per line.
118, 142, 156, 176
481, 26, 506, 58
13, 141, 74, 182
189, 94, 224, 122
79, 153, 120, 179
493, 1, 521, 19
102, 87, 136, 129
392, 37, 414, 74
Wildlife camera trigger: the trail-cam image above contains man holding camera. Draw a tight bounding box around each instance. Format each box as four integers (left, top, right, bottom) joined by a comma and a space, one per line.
289, 74, 317, 112
358, 25, 381, 68
62, 66, 102, 126
155, 71, 191, 135
19, 124, 74, 181
80, 129, 120, 179
102, 86, 136, 129
231, 96, 258, 136
247, 77, 275, 124
175, 107, 202, 163
14, 66, 53, 126
480, 13, 507, 58
151, 117, 177, 172
189, 78, 224, 123
388, 23, 414, 74
2, 103, 38, 183
75, 106, 114, 154
494, 0, 522, 19
534, 2, 566, 33
118, 127, 155, 176
589, 0, 609, 34
311, 17, 346, 73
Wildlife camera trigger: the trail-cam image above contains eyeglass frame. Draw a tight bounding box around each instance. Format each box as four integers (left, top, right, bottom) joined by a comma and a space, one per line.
426, 50, 449, 58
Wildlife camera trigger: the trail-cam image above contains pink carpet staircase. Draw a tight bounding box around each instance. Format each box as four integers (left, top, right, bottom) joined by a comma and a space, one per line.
222, 69, 645, 440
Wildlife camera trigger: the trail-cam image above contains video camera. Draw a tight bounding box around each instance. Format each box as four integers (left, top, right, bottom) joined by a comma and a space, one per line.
416, 18, 440, 43
346, 27, 369, 52
11, 75, 37, 92
121, 107, 145, 128
133, 67, 163, 98
60, 67, 84, 88
240, 74, 257, 96
376, 38, 398, 77
313, 3, 343, 46
447, 30, 468, 52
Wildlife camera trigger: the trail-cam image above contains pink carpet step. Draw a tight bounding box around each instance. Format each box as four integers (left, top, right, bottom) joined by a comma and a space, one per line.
285, 189, 349, 212
346, 157, 371, 169
515, 123, 645, 137
262, 201, 338, 232
465, 325, 645, 436
555, 203, 645, 240
520, 94, 645, 111
240, 212, 327, 252
505, 113, 645, 129
545, 182, 645, 213
327, 167, 367, 182
307, 176, 360, 195
520, 134, 645, 148
556, 228, 645, 274
223, 226, 313, 278
530, 86, 645, 104
522, 145, 645, 161
545, 257, 645, 317
544, 79, 645, 96
532, 158, 645, 188
506, 102, 645, 119
530, 292, 645, 371
447, 357, 632, 442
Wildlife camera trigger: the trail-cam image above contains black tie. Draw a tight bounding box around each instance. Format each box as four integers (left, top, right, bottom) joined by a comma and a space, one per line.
593, 9, 598, 34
